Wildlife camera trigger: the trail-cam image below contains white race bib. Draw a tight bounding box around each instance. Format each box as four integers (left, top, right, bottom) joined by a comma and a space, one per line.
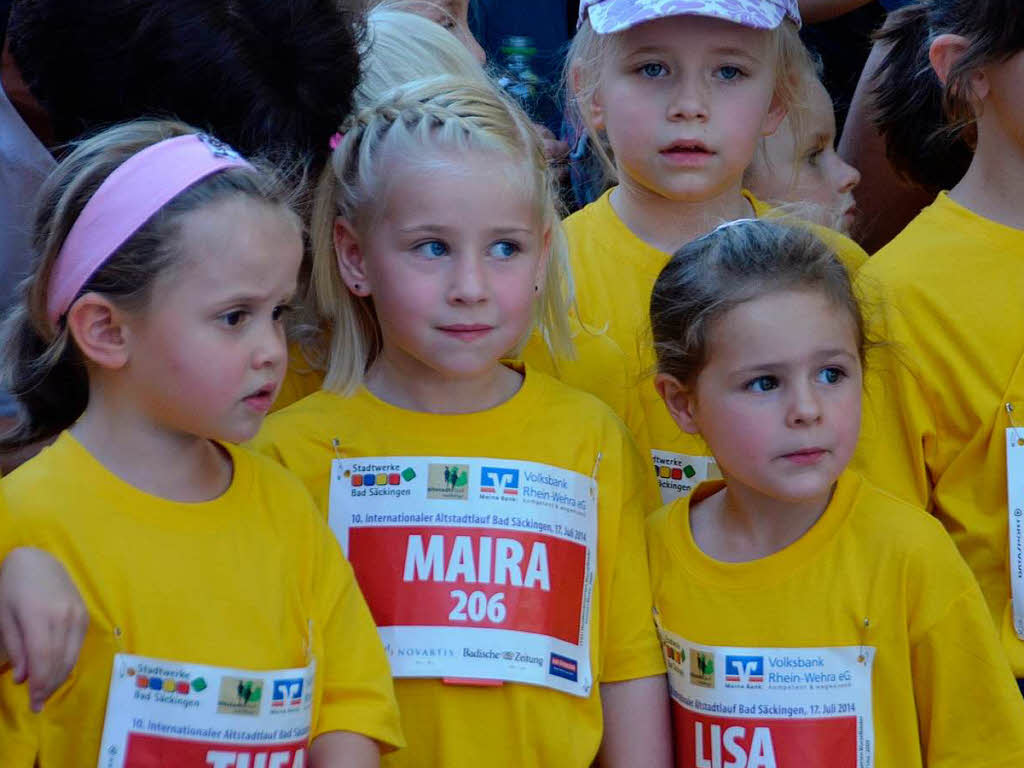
98, 654, 314, 768
657, 622, 874, 768
652, 449, 719, 505
329, 456, 598, 697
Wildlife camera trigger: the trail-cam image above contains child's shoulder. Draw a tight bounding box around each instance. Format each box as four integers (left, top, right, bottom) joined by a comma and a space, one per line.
525, 364, 630, 433
844, 472, 968, 568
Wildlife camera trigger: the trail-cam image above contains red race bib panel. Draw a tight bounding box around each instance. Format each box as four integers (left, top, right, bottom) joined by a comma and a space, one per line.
330, 457, 598, 697
98, 654, 314, 768
657, 621, 875, 768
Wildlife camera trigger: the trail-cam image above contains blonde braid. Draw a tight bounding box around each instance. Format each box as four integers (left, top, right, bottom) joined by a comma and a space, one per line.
310, 74, 574, 396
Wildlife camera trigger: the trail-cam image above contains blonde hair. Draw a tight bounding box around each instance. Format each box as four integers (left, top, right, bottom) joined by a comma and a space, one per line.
310, 75, 574, 395
1, 118, 296, 450
566, 17, 814, 187
356, 4, 487, 109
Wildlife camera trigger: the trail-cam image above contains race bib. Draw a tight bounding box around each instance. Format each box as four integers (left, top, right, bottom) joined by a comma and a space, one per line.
329, 456, 598, 697
652, 449, 720, 505
1005, 427, 1024, 640
98, 654, 314, 768
658, 624, 874, 768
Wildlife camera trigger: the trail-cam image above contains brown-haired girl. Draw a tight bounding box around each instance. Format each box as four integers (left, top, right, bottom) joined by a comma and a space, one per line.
648, 218, 1024, 765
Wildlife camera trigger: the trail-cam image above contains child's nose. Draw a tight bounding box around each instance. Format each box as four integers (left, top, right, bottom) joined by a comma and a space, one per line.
667, 75, 709, 122
449, 256, 489, 304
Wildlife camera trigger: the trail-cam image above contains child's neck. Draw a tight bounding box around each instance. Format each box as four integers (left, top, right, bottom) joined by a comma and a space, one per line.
365, 354, 523, 414
690, 479, 833, 564
72, 382, 232, 503
609, 178, 755, 254
949, 114, 1024, 231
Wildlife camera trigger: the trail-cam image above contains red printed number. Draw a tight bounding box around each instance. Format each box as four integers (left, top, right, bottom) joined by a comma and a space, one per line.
348, 526, 587, 643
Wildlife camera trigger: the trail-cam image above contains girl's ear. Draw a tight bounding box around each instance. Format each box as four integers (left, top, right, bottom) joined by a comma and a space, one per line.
654, 373, 701, 435
534, 226, 553, 289
761, 90, 788, 138
929, 34, 988, 101
579, 66, 606, 132
65, 294, 130, 370
929, 34, 970, 86
333, 217, 372, 297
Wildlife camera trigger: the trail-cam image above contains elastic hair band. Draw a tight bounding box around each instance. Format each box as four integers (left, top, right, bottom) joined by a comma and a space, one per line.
46, 133, 253, 329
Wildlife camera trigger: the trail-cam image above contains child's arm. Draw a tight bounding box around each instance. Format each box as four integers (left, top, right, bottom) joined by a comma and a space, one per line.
0, 547, 88, 712
309, 731, 380, 768
598, 675, 672, 768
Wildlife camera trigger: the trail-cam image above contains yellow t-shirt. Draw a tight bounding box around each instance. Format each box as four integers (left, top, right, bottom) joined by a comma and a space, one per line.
0, 433, 403, 767
565, 189, 868, 504
272, 340, 327, 414
648, 471, 1024, 766
854, 191, 1024, 674
250, 365, 665, 768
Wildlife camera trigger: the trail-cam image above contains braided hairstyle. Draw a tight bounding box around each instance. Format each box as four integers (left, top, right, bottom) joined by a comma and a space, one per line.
310, 74, 574, 395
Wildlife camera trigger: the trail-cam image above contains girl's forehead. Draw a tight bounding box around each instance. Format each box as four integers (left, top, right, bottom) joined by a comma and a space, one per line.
613, 13, 772, 55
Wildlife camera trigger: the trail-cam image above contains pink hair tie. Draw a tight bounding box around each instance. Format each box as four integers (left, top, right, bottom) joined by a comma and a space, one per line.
46, 133, 253, 329
329, 131, 345, 150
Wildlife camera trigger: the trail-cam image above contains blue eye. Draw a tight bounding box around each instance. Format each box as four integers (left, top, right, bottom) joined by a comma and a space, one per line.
717, 66, 742, 81
416, 240, 449, 259
220, 310, 248, 327
489, 241, 520, 260
817, 367, 845, 385
640, 62, 668, 78
747, 375, 778, 393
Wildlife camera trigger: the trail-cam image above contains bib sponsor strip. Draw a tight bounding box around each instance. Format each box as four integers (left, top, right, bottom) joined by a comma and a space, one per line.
657, 625, 874, 768
329, 457, 598, 697
98, 654, 314, 768
1005, 428, 1024, 640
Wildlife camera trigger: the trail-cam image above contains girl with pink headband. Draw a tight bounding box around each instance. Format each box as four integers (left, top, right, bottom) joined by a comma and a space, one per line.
0, 119, 403, 767
562, 0, 870, 509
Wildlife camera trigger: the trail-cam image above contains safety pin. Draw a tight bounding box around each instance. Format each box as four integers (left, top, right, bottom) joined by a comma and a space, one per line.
1007, 404, 1024, 447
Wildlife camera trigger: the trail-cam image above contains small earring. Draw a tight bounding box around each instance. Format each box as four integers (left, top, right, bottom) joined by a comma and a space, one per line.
354, 283, 361, 291
534, 284, 539, 293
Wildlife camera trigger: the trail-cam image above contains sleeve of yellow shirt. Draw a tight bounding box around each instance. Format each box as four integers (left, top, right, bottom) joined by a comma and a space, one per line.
311, 511, 405, 752
599, 425, 667, 683
853, 283, 937, 509
0, 666, 37, 767
906, 536, 1024, 765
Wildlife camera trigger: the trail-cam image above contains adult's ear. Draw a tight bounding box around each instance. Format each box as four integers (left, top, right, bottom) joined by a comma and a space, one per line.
64, 294, 130, 370
333, 217, 372, 297
929, 34, 988, 99
654, 373, 701, 434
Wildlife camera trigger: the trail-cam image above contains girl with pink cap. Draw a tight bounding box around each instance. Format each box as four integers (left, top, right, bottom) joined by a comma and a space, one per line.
563, 0, 868, 508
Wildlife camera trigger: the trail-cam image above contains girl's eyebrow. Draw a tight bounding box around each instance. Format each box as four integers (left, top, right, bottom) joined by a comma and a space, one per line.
733, 349, 858, 373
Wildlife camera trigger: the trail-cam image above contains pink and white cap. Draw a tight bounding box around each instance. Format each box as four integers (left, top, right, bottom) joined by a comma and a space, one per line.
578, 0, 801, 33
46, 133, 253, 329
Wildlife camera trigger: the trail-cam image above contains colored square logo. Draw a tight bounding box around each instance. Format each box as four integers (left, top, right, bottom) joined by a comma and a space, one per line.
725, 655, 764, 685
271, 677, 305, 711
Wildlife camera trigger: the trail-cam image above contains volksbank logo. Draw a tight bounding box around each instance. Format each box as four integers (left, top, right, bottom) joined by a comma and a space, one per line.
725, 655, 764, 685
270, 677, 304, 711
480, 466, 519, 496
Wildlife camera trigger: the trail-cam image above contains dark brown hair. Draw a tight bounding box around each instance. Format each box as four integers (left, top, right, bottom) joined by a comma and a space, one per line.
650, 219, 864, 387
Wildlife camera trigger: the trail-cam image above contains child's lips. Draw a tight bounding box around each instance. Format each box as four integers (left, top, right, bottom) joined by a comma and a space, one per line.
437, 324, 494, 342
660, 141, 715, 166
780, 448, 829, 466
242, 385, 276, 412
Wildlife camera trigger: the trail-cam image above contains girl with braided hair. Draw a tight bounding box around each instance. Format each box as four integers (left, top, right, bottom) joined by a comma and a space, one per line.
252, 76, 672, 767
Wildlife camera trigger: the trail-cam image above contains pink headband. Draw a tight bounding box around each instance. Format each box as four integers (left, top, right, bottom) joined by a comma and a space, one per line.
46, 133, 253, 328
